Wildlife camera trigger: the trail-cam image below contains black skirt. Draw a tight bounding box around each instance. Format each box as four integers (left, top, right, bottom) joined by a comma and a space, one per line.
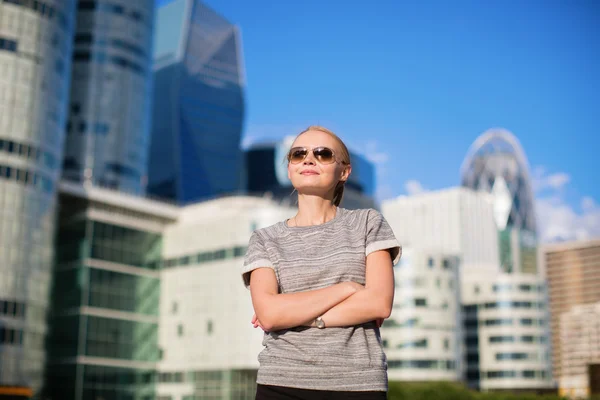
256, 384, 387, 400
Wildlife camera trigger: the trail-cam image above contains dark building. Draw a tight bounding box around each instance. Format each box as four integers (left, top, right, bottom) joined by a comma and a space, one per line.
61, 0, 156, 195
148, 0, 245, 204
0, 0, 77, 396
245, 139, 377, 210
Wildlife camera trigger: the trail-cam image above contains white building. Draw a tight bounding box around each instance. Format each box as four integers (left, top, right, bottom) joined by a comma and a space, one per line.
382, 248, 463, 382
156, 196, 296, 400
559, 302, 600, 399
382, 187, 553, 390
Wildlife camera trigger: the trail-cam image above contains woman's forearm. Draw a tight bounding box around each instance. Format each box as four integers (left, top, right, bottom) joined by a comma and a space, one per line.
254, 282, 361, 331
313, 287, 392, 328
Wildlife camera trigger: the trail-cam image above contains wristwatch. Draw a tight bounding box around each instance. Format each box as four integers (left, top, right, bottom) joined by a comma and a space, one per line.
315, 316, 325, 329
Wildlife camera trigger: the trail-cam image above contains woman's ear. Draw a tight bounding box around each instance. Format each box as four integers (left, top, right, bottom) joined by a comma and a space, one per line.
340, 164, 352, 182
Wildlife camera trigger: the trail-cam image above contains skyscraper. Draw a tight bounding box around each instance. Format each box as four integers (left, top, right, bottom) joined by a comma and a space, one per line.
245, 137, 377, 210
61, 0, 156, 195
148, 0, 245, 204
0, 0, 76, 395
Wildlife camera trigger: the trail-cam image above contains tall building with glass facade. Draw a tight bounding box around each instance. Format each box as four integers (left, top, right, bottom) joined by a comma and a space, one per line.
148, 0, 245, 204
245, 137, 377, 210
61, 0, 156, 195
0, 0, 76, 396
44, 181, 178, 400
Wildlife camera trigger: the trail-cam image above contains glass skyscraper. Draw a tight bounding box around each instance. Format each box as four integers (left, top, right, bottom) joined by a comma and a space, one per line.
61, 0, 156, 195
148, 0, 245, 204
461, 128, 538, 274
0, 0, 76, 395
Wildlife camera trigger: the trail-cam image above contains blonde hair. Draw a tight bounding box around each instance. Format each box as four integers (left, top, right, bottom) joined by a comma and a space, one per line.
291, 125, 351, 207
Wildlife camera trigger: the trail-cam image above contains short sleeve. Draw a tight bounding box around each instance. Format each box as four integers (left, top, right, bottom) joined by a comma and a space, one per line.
241, 231, 275, 289
365, 209, 402, 265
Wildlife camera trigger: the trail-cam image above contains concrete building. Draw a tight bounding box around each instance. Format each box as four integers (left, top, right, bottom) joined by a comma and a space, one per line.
382, 248, 463, 382
541, 239, 600, 391
156, 196, 295, 400
0, 0, 76, 395
558, 302, 600, 399
382, 187, 553, 390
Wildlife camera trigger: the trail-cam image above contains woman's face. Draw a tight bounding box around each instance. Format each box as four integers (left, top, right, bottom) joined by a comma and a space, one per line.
287, 130, 350, 197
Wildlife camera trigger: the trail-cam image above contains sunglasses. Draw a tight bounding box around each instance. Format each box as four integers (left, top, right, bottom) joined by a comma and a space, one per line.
287, 146, 343, 165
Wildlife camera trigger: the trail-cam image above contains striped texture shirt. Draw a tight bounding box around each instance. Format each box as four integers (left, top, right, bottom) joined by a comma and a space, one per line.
242, 207, 401, 391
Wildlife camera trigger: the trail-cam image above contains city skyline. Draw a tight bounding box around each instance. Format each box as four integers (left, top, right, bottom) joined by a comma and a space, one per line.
155, 0, 600, 244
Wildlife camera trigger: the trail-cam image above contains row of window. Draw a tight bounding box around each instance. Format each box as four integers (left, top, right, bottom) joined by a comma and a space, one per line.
483, 301, 545, 310
0, 138, 57, 170
78, 1, 148, 25
388, 359, 456, 370
493, 283, 544, 293
75, 33, 147, 59
426, 257, 456, 270
489, 335, 547, 344
485, 369, 548, 379
66, 120, 110, 136
4, 0, 71, 32
0, 37, 18, 53
73, 51, 146, 76
161, 246, 247, 269
0, 327, 24, 346
483, 318, 545, 327
0, 299, 26, 319
0, 163, 54, 193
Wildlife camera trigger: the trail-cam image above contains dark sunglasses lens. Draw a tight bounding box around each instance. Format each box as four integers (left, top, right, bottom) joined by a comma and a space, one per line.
314, 148, 334, 163
289, 148, 307, 163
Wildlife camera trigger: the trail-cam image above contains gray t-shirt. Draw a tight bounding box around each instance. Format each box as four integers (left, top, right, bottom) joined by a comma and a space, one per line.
242, 207, 401, 391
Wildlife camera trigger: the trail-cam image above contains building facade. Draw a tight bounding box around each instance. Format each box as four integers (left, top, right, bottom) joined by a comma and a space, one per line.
245, 137, 377, 210
44, 181, 178, 400
382, 187, 553, 390
157, 196, 295, 400
0, 0, 76, 395
61, 0, 156, 195
541, 239, 600, 391
559, 302, 600, 398
148, 0, 245, 204
381, 249, 463, 382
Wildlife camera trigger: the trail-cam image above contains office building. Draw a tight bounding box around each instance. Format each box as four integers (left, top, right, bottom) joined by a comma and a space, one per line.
381, 249, 463, 382
0, 0, 76, 395
382, 187, 553, 390
541, 239, 600, 390
157, 196, 295, 400
558, 302, 600, 398
245, 137, 377, 210
148, 0, 245, 204
44, 181, 178, 400
61, 0, 156, 195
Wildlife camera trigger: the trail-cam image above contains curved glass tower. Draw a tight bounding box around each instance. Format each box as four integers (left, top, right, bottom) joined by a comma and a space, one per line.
148, 0, 245, 204
61, 0, 156, 195
0, 0, 76, 394
461, 128, 537, 273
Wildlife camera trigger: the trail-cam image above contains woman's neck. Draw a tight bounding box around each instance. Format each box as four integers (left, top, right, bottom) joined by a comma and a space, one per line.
294, 194, 337, 226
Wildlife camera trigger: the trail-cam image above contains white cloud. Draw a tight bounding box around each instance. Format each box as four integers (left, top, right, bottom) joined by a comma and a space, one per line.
533, 167, 600, 243
405, 180, 428, 196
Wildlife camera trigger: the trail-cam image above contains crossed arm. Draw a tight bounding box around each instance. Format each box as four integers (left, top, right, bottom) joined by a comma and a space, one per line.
248, 250, 395, 332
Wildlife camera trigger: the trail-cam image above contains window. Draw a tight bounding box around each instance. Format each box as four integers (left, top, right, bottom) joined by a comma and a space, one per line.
427, 258, 434, 268
444, 338, 450, 350
490, 336, 514, 343
442, 258, 451, 269
414, 298, 427, 307
172, 302, 178, 314
207, 320, 213, 335
177, 324, 184, 337
474, 285, 480, 295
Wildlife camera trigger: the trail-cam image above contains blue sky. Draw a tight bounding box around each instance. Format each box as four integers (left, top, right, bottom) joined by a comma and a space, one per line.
156, 0, 599, 241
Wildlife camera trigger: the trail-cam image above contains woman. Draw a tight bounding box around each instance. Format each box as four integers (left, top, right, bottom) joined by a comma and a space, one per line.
241, 126, 401, 400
